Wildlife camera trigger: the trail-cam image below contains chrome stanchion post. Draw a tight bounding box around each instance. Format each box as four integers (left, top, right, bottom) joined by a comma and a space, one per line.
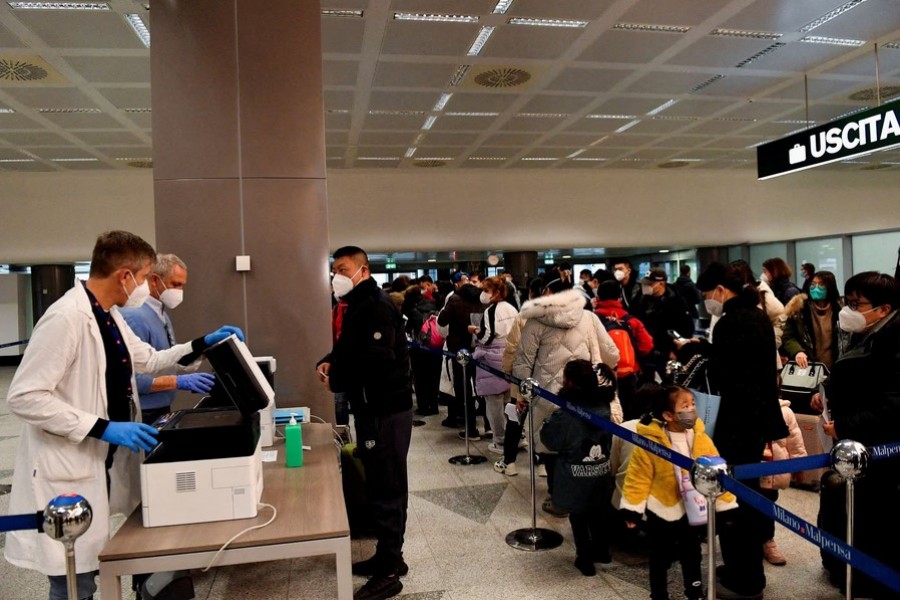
449, 349, 486, 465
830, 439, 869, 600
505, 378, 563, 551
42, 494, 93, 600
692, 455, 729, 600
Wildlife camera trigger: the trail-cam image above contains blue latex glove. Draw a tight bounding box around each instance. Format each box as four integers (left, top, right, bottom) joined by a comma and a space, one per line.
177, 372, 216, 394
100, 422, 158, 453
204, 325, 245, 346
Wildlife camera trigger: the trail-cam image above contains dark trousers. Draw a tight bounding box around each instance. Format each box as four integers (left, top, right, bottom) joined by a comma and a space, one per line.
502, 400, 524, 464
569, 498, 610, 559
450, 359, 476, 433
760, 488, 778, 541
617, 374, 640, 421
539, 452, 558, 496
410, 349, 441, 413
646, 513, 704, 600
354, 407, 414, 575
717, 456, 768, 595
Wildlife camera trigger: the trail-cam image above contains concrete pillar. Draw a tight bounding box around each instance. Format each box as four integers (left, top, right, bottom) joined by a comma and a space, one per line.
30, 264, 74, 324
696, 247, 730, 277
151, 0, 333, 418
503, 251, 538, 289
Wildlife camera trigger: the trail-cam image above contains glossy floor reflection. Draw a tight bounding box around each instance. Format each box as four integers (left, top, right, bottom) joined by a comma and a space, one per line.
0, 366, 844, 599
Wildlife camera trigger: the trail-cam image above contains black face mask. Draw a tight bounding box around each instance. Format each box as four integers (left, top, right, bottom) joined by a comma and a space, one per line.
675, 410, 697, 429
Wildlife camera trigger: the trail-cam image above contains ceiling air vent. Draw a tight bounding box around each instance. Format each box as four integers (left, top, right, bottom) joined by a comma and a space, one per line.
474, 67, 530, 88
414, 160, 447, 167
127, 160, 153, 168
657, 161, 691, 168
848, 86, 900, 102
0, 55, 67, 85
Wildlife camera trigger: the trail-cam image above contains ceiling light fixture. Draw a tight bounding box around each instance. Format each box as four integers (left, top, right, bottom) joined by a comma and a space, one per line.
124, 13, 150, 48
468, 156, 506, 160
799, 0, 870, 33
492, 0, 514, 14
651, 115, 697, 121
357, 157, 399, 161
521, 157, 558, 161
884, 42, 900, 49
8, 2, 109, 9
517, 112, 569, 118
404, 147, 417, 158
114, 157, 152, 161
445, 111, 499, 117
0, 158, 34, 162
433, 93, 453, 111
775, 119, 816, 125
614, 22, 689, 34
566, 149, 586, 158
800, 35, 865, 47
38, 107, 102, 113
734, 43, 786, 68
467, 26, 495, 56
586, 114, 636, 119
394, 13, 479, 23
710, 28, 781, 39
574, 157, 606, 161
327, 109, 351, 114
449, 64, 471, 86
421, 115, 437, 130
122, 107, 151, 113
416, 157, 453, 161
51, 158, 99, 162
508, 17, 588, 28
659, 249, 671, 253
320, 9, 363, 17
690, 74, 726, 93
0, 108, 14, 113
646, 99, 678, 116
427, 258, 437, 263
368, 109, 425, 115
614, 119, 641, 133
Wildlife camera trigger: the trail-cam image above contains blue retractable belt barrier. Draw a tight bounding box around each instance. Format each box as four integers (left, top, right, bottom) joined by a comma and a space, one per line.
0, 511, 42, 533
868, 441, 900, 460
722, 474, 900, 593
0, 339, 28, 350
732, 453, 831, 480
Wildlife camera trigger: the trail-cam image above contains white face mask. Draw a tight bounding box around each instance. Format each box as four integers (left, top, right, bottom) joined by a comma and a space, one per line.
479, 291, 492, 305
160, 287, 184, 310
332, 265, 363, 299
760, 272, 769, 283
123, 272, 150, 308
614, 269, 626, 282
838, 305, 876, 333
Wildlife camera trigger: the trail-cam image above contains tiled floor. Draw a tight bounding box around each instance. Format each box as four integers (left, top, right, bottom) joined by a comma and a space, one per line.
0, 366, 844, 599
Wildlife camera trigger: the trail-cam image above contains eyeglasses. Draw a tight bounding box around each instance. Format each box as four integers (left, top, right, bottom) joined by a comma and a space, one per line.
842, 297, 872, 311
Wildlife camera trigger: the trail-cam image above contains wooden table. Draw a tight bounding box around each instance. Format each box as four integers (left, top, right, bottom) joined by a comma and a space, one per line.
98, 423, 351, 599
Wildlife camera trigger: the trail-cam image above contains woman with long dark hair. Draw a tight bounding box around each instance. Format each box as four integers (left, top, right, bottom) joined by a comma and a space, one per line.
781, 270, 841, 371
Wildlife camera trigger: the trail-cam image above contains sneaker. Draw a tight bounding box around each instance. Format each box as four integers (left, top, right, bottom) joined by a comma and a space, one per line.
574, 555, 596, 576
763, 539, 786, 566
351, 556, 409, 578
541, 497, 569, 518
457, 430, 481, 441
354, 574, 402, 600
487, 442, 503, 455
536, 464, 547, 477
493, 460, 518, 476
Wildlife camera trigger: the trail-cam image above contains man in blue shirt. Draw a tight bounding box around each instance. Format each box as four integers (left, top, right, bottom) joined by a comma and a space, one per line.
121, 253, 214, 425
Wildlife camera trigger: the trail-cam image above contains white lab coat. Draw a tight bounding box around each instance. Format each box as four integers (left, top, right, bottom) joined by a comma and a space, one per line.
4, 283, 196, 576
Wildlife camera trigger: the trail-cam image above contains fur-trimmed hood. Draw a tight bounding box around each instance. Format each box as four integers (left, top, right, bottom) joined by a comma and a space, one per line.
519, 288, 585, 329
783, 292, 808, 319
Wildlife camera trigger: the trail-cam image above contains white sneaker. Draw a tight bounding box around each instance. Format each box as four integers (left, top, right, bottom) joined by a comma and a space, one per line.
537, 464, 547, 477
487, 442, 504, 455
493, 460, 518, 476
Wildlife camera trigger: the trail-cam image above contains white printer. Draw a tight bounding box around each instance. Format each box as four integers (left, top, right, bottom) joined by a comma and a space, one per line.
141, 335, 274, 527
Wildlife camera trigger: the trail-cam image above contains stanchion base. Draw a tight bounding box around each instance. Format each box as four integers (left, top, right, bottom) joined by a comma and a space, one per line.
412, 420, 426, 428
505, 528, 564, 551
449, 454, 488, 465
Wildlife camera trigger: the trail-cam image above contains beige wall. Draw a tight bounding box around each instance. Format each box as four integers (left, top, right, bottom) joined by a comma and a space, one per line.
2, 167, 900, 263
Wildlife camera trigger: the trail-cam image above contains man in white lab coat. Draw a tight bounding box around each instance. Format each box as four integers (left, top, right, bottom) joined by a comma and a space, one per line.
4, 230, 242, 600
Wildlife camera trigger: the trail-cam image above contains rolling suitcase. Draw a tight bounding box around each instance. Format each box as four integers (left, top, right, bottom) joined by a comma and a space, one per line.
791, 413, 830, 490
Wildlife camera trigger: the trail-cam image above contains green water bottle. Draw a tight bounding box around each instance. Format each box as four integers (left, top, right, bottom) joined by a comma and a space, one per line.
285, 413, 303, 467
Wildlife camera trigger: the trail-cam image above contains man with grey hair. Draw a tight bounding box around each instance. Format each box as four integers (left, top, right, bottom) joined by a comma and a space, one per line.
121, 253, 215, 425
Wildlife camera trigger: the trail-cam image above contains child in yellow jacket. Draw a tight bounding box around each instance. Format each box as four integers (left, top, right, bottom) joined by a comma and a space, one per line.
621, 384, 737, 600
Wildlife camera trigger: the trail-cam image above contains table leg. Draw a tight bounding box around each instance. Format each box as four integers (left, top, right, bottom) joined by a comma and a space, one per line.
335, 536, 353, 600
99, 569, 121, 600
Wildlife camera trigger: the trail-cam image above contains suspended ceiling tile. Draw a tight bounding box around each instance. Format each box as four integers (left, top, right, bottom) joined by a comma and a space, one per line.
359, 130, 417, 145
354, 158, 400, 168
415, 146, 465, 156
419, 131, 482, 145
96, 146, 152, 159
653, 135, 708, 148
596, 96, 667, 114
74, 130, 143, 145
321, 17, 366, 54
0, 22, 24, 48
498, 115, 566, 132
363, 113, 425, 130
1, 130, 69, 145
323, 60, 360, 86
665, 98, 737, 117
430, 115, 495, 131
564, 159, 603, 168
629, 148, 678, 160
507, 0, 616, 20
325, 111, 351, 129
681, 118, 756, 135
0, 147, 25, 159
321, 0, 368, 10
668, 37, 786, 69
355, 146, 404, 158
16, 11, 144, 49
3, 86, 95, 108
124, 113, 151, 128
546, 67, 629, 93
0, 112, 41, 129
25, 146, 92, 159
483, 131, 543, 145
324, 90, 355, 110
693, 73, 787, 98
482, 26, 586, 60
513, 159, 552, 168
63, 56, 150, 84
382, 21, 480, 56
96, 87, 150, 108
467, 146, 513, 158
390, 0, 494, 13
444, 91, 518, 112
40, 113, 121, 128
717, 99, 792, 120
749, 42, 853, 75
828, 52, 900, 77
721, 0, 837, 33
369, 90, 442, 111
523, 147, 567, 158
578, 30, 683, 64
624, 70, 719, 95
520, 94, 594, 114
547, 132, 606, 146
764, 78, 862, 102
629, 118, 692, 134
620, 0, 732, 27
56, 160, 108, 170
0, 161, 54, 172
702, 136, 762, 149
796, 0, 900, 40
780, 103, 874, 123
325, 131, 348, 145
373, 61, 453, 88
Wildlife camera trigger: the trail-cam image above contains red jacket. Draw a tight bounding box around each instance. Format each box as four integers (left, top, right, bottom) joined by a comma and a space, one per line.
593, 299, 655, 356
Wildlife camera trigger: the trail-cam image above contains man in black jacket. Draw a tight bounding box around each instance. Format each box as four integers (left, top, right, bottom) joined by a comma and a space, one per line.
317, 246, 413, 600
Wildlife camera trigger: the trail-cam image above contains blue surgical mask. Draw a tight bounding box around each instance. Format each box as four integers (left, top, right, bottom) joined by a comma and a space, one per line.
809, 285, 827, 302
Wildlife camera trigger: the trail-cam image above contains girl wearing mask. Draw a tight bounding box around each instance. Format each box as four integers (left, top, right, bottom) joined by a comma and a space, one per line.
620, 384, 737, 600
781, 271, 841, 372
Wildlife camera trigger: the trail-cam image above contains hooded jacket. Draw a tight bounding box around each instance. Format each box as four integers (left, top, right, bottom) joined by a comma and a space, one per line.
594, 299, 655, 357
780, 293, 840, 367
620, 417, 737, 522
437, 283, 484, 352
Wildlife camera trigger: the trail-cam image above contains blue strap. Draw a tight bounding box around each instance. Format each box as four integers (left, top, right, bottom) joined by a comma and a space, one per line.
732, 453, 831, 479
0, 339, 28, 350
0, 512, 42, 533
467, 355, 522, 386
722, 475, 900, 593
408, 341, 453, 359
868, 441, 900, 460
